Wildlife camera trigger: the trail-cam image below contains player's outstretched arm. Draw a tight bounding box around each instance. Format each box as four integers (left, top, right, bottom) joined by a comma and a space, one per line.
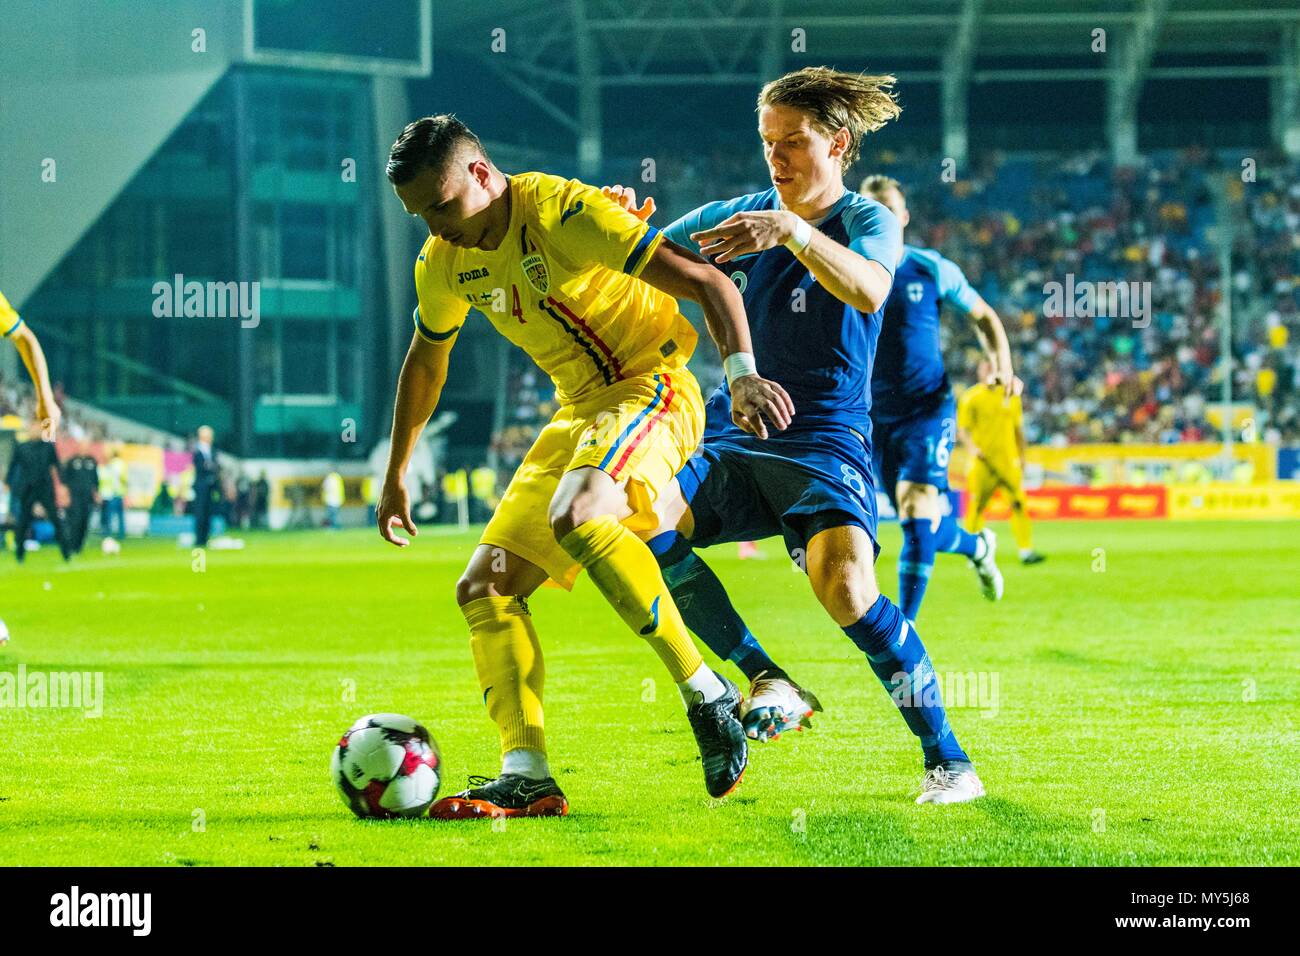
7, 322, 60, 438
965, 296, 1021, 397
379, 331, 454, 547
638, 240, 794, 439
689, 210, 892, 314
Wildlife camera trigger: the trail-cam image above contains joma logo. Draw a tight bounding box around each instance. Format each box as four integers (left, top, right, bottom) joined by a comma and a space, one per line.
457, 268, 490, 284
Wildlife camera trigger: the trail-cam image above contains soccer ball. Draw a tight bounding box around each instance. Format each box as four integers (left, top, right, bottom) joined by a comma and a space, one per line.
102, 537, 121, 555
0, 618, 8, 646
331, 713, 441, 819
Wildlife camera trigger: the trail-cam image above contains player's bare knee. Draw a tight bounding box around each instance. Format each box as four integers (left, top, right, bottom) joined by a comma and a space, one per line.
810, 569, 879, 626
455, 570, 491, 606
897, 483, 938, 521
549, 493, 601, 541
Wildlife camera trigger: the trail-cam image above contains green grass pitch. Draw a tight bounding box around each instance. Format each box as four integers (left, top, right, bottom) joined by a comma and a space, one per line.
1, 519, 1297, 866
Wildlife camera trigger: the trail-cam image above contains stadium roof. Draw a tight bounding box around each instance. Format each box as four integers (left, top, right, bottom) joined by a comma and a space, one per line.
442, 0, 1299, 83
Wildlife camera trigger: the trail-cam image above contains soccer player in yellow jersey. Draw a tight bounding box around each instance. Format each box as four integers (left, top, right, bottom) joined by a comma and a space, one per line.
957, 360, 1045, 565
376, 115, 795, 817
1, 289, 61, 437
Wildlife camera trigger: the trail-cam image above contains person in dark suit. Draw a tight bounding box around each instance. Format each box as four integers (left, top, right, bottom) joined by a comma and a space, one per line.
192, 425, 219, 547
253, 471, 270, 529
61, 438, 99, 553
8, 420, 71, 563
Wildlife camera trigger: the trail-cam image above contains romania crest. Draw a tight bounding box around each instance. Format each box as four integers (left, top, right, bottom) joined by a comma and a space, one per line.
522, 253, 550, 295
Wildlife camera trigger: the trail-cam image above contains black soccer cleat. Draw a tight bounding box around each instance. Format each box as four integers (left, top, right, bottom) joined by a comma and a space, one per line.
686, 672, 748, 798
429, 773, 568, 820
1020, 551, 1047, 565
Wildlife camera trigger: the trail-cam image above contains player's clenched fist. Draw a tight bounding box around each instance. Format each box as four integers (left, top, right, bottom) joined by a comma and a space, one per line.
730, 373, 795, 440
601, 184, 656, 222
377, 474, 418, 547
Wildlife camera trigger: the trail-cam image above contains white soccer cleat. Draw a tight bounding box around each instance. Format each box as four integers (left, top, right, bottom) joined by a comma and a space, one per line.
916, 762, 986, 805
970, 529, 1003, 601
740, 671, 823, 742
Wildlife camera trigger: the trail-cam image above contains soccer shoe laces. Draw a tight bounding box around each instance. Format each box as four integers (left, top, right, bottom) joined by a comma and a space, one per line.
451, 774, 499, 797
749, 671, 823, 714
920, 766, 955, 793
749, 672, 785, 702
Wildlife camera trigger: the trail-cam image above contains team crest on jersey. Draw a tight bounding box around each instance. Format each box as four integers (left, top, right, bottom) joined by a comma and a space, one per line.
522, 253, 550, 295
729, 270, 747, 293
907, 282, 924, 303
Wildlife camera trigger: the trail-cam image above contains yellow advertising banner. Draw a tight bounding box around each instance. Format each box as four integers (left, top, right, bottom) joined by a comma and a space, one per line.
1026, 443, 1275, 480
1167, 482, 1300, 520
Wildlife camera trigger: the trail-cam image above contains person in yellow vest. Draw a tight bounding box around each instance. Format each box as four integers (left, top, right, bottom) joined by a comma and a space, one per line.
469, 464, 496, 524
1, 290, 60, 438
322, 469, 345, 529
362, 475, 378, 527
441, 468, 469, 525
957, 360, 1045, 564
98, 447, 128, 538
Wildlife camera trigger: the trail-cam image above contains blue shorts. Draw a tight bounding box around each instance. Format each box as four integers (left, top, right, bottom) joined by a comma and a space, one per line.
871, 395, 957, 506
675, 425, 880, 562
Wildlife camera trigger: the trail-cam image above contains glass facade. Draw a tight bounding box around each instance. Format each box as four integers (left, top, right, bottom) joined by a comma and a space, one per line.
26, 67, 383, 458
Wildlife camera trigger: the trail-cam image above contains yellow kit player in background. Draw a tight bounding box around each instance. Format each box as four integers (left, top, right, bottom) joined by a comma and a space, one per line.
1, 289, 61, 437
957, 359, 1045, 565
376, 115, 795, 818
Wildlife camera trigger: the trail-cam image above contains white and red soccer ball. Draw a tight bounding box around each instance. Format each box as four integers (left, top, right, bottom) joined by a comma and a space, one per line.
331, 713, 441, 819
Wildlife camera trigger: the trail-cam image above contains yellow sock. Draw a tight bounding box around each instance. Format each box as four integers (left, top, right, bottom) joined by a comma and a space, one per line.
965, 507, 985, 533
461, 596, 546, 757
1009, 500, 1034, 551
559, 515, 704, 683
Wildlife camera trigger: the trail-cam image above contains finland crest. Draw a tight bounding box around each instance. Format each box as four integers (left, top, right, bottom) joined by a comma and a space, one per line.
522, 252, 550, 295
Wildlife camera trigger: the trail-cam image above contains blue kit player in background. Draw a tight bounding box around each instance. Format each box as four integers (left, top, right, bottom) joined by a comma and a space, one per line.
861, 175, 1020, 625
606, 67, 985, 804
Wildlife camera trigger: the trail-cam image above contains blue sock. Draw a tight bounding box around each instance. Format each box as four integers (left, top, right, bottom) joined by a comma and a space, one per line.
935, 513, 979, 558
898, 518, 937, 623
649, 532, 780, 682
842, 594, 967, 767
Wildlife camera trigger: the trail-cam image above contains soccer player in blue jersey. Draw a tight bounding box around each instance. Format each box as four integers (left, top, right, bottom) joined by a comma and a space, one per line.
860, 174, 1018, 625
608, 67, 984, 803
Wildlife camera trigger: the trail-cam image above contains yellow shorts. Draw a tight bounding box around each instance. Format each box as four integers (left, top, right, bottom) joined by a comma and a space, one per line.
968, 457, 1023, 507
481, 365, 705, 589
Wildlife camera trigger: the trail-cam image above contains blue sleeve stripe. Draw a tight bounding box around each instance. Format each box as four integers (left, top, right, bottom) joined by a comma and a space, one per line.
623, 224, 661, 275
2, 314, 22, 337
414, 307, 459, 341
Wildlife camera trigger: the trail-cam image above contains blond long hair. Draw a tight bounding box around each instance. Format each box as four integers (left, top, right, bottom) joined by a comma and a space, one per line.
758, 67, 901, 169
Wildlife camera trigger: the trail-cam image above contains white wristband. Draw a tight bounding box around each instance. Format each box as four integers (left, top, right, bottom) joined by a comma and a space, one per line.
784, 217, 812, 255
723, 351, 757, 387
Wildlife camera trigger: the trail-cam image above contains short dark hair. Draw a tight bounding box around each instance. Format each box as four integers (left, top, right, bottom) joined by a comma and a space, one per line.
386, 114, 487, 185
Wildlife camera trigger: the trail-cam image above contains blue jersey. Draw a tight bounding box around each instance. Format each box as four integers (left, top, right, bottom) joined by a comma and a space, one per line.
871, 244, 981, 423
665, 188, 901, 437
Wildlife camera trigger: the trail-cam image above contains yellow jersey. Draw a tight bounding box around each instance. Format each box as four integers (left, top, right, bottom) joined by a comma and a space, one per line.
1, 290, 24, 337
411, 171, 697, 406
957, 383, 1022, 465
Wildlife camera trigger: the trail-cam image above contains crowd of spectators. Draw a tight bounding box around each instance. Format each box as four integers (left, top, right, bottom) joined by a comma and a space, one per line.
490, 146, 1297, 452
